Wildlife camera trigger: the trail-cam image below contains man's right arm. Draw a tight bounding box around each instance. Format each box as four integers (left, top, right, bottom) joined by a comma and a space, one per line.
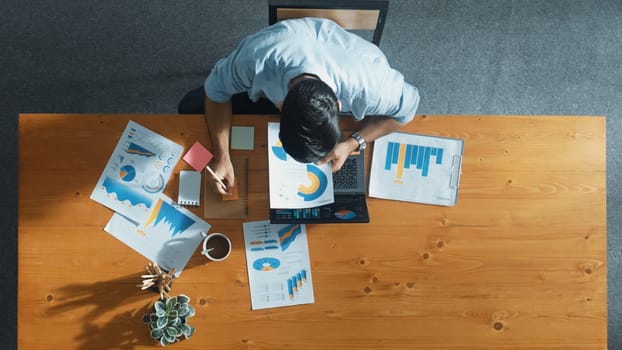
204, 96, 235, 195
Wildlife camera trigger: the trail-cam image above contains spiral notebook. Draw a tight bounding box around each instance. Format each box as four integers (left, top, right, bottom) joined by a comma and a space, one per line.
178, 170, 201, 206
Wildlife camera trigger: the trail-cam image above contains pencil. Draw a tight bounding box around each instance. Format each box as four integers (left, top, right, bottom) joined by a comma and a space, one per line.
205, 165, 229, 192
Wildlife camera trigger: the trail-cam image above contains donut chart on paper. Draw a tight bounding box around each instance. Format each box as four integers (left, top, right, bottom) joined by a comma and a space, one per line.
142, 173, 165, 193
297, 164, 328, 201
271, 140, 288, 161
253, 257, 281, 271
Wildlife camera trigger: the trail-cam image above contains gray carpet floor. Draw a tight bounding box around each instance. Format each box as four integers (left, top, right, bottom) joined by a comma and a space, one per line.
2, 1, 620, 348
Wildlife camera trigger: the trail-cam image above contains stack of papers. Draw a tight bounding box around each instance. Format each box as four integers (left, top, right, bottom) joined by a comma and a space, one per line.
90, 121, 211, 275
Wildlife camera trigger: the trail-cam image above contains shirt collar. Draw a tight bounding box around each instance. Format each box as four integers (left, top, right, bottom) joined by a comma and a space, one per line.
284, 66, 337, 93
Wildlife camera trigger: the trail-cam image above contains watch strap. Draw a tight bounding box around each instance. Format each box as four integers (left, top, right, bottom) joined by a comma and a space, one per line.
351, 131, 366, 151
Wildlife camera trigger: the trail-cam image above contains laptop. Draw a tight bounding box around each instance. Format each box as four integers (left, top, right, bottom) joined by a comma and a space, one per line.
269, 151, 370, 224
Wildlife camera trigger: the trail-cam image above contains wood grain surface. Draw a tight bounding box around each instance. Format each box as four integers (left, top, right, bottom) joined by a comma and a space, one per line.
18, 114, 606, 349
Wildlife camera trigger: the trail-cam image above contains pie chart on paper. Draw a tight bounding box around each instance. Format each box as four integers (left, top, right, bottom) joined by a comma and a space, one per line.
119, 165, 136, 182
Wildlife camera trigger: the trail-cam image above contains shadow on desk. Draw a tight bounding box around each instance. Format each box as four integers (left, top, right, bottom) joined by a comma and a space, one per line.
46, 272, 157, 350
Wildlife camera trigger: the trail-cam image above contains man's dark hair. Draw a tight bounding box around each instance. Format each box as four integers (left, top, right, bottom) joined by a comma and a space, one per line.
279, 79, 340, 163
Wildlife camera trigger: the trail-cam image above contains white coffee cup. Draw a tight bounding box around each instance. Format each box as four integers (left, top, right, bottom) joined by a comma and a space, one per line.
201, 232, 232, 261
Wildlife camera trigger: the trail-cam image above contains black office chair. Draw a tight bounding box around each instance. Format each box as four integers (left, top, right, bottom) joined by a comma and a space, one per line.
268, 0, 389, 46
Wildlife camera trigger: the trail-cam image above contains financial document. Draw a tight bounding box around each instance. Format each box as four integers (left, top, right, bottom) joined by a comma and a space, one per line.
91, 121, 210, 275
104, 195, 210, 276
267, 122, 334, 209
369, 132, 463, 206
90, 120, 183, 223
243, 220, 314, 310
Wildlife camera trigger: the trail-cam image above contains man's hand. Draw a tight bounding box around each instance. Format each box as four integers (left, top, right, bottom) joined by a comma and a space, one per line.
207, 156, 235, 195
318, 117, 410, 172
317, 138, 359, 172
204, 96, 235, 194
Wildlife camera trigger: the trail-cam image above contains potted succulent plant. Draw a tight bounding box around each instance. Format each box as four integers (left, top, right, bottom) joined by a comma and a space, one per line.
142, 294, 196, 346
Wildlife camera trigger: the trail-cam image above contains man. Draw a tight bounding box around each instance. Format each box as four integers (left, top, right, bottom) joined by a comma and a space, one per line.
178, 18, 420, 195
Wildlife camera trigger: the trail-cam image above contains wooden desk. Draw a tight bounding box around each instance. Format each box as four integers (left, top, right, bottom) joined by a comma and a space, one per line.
18, 114, 607, 349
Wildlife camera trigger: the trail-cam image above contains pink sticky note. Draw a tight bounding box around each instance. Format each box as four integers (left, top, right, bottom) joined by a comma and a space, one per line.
183, 141, 214, 172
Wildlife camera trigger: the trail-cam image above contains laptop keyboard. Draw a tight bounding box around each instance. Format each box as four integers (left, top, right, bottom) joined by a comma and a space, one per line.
334, 157, 359, 191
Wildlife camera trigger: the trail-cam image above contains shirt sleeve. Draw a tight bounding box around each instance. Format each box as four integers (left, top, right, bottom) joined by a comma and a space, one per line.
354, 81, 420, 124
203, 38, 255, 103
391, 82, 420, 124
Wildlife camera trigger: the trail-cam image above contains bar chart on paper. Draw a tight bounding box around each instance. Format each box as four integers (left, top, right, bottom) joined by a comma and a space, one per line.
369, 132, 463, 206
385, 142, 445, 179
243, 221, 315, 310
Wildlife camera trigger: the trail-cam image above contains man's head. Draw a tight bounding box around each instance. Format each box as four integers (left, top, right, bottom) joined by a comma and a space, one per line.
279, 78, 341, 163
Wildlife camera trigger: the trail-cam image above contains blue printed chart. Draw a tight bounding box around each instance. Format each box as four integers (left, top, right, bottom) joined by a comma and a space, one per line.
267, 122, 334, 209
369, 132, 464, 206
243, 220, 314, 310
92, 121, 208, 276
104, 195, 211, 276
90, 120, 183, 223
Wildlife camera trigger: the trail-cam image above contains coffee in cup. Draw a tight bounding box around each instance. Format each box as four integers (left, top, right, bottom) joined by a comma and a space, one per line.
201, 232, 232, 261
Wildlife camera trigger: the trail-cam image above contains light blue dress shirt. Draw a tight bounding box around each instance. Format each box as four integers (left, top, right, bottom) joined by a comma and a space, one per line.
204, 18, 419, 123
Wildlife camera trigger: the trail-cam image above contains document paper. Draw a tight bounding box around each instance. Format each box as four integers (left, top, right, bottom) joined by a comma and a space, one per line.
369, 132, 463, 206
90, 120, 183, 223
91, 121, 210, 276
267, 122, 334, 209
104, 195, 210, 276
243, 220, 315, 310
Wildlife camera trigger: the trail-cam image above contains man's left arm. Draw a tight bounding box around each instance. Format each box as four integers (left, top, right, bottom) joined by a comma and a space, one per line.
320, 79, 420, 171
319, 116, 411, 172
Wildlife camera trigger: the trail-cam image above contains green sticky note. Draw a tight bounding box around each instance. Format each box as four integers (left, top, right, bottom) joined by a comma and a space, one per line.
231, 126, 255, 150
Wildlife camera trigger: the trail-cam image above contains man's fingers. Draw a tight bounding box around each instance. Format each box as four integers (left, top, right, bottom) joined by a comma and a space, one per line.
220, 178, 234, 195
208, 178, 227, 195
331, 158, 346, 172
206, 172, 231, 195
316, 155, 331, 166
217, 183, 229, 195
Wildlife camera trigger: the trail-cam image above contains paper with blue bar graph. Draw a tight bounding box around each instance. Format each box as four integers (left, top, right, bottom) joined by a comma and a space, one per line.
104, 194, 210, 276
267, 122, 334, 209
369, 132, 463, 206
243, 220, 314, 310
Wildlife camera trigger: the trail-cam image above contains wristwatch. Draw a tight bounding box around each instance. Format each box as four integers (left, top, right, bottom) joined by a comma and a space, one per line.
350, 131, 367, 151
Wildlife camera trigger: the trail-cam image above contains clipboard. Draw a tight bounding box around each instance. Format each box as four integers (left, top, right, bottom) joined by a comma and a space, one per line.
203, 155, 249, 218
368, 132, 464, 206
